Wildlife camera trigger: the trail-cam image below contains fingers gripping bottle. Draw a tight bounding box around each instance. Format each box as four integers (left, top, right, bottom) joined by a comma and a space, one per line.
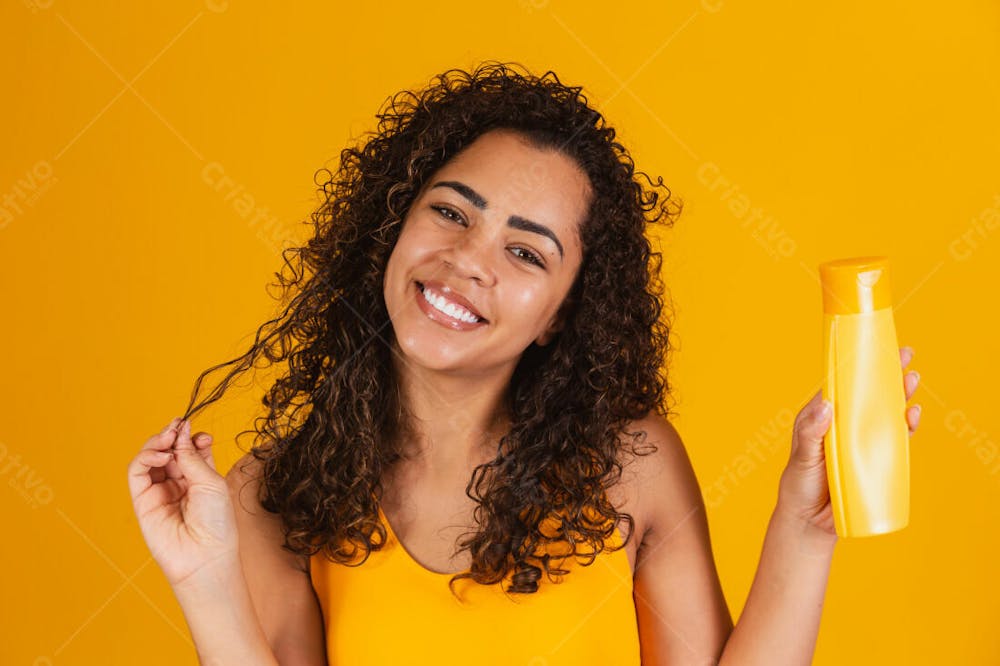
819, 256, 910, 537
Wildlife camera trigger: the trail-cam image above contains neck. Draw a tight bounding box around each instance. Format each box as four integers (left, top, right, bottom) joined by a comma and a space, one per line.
389, 341, 515, 479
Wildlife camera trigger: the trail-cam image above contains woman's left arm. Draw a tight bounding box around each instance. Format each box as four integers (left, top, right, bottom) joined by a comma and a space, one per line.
718, 345, 922, 665
713, 497, 837, 665
634, 346, 921, 665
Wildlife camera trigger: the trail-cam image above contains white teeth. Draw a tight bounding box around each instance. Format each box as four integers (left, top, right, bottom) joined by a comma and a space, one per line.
421, 286, 481, 324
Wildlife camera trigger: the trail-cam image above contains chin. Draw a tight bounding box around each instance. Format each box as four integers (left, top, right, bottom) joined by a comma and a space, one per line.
391, 329, 472, 372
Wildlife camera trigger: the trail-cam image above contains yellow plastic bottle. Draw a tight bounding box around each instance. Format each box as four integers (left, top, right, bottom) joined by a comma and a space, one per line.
819, 256, 910, 537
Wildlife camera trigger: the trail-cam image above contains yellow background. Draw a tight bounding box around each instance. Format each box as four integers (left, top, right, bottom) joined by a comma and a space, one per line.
2, 1, 998, 664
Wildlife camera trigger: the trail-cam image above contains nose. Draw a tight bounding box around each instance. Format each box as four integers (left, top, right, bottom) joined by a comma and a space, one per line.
442, 229, 497, 287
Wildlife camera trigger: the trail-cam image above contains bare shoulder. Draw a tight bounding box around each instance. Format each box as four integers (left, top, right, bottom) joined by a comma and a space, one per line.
618, 413, 733, 664
614, 412, 704, 547
224, 453, 310, 574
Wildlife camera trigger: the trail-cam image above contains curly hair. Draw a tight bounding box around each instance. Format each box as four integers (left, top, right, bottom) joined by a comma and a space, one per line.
180, 60, 681, 599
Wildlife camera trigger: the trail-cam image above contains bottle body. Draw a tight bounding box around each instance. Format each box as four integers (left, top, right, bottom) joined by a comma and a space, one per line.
820, 257, 910, 537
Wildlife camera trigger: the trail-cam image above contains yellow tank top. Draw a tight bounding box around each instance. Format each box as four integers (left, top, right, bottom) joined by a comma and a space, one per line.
309, 501, 642, 665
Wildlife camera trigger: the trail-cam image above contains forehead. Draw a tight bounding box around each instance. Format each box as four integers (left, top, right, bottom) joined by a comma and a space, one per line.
424, 130, 591, 253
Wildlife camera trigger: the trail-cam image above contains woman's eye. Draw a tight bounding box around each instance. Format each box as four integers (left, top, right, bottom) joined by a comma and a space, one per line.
511, 247, 544, 268
432, 205, 466, 225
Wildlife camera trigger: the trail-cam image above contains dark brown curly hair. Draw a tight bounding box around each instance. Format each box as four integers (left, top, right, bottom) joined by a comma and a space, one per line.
180, 60, 680, 599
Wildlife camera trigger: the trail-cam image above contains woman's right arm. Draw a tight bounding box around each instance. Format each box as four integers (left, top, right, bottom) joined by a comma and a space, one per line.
225, 452, 328, 665
170, 554, 280, 666
127, 418, 326, 665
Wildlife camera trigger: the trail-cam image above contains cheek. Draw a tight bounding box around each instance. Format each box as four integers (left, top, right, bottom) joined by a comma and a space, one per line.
508, 284, 557, 323
383, 247, 411, 303
385, 231, 418, 279
390, 223, 437, 268
511, 286, 540, 309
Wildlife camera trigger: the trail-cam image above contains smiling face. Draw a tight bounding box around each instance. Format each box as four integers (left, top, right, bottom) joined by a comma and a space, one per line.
382, 128, 592, 376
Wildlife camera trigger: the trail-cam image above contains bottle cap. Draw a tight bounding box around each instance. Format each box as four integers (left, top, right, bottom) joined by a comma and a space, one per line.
818, 256, 893, 314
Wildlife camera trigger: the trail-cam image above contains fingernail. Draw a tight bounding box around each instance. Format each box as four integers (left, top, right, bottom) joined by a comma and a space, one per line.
913, 371, 920, 383
817, 400, 832, 420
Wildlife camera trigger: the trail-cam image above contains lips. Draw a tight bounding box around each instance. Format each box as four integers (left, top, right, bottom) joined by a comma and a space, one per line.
416, 280, 488, 322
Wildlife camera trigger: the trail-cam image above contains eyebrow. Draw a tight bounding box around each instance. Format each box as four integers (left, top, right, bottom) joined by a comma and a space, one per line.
430, 180, 565, 260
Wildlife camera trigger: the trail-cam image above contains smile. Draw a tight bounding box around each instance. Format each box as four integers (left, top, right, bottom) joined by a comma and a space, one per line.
414, 282, 488, 331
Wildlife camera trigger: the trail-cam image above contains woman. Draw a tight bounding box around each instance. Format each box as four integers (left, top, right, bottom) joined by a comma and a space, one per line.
127, 62, 922, 665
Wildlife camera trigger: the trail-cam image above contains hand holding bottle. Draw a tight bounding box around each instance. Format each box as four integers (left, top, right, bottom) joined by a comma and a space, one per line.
127, 417, 239, 587
777, 346, 923, 538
